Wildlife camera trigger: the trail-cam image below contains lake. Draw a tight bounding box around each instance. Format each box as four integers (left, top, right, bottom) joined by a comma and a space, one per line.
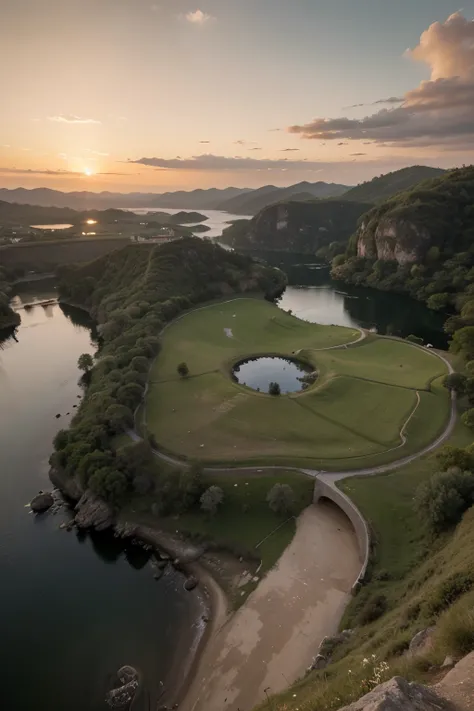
30, 223, 74, 230
0, 291, 201, 711
127, 207, 251, 239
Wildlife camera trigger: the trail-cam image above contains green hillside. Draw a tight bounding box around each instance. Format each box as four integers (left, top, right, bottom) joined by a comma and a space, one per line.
343, 165, 445, 204
332, 166, 474, 348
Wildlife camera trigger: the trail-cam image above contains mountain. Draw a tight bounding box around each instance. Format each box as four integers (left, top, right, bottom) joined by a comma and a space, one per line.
342, 166, 446, 204
217, 180, 350, 215
221, 199, 371, 254
332, 166, 474, 336
0, 186, 250, 211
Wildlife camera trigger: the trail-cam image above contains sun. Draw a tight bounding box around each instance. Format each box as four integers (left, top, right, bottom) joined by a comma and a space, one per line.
83, 168, 94, 177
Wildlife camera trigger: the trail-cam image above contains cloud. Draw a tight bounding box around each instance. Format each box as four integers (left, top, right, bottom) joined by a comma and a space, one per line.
280, 148, 300, 152
199, 140, 210, 144
350, 153, 367, 156
48, 114, 101, 124
0, 167, 125, 176
126, 153, 390, 172
249, 147, 262, 151
288, 12, 474, 149
344, 97, 404, 109
183, 9, 214, 25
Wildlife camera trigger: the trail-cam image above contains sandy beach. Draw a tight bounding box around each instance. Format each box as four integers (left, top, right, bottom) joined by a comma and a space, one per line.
180, 500, 361, 711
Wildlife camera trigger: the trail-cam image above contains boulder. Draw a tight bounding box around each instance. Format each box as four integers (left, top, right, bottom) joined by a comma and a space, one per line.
319, 629, 353, 658
49, 467, 82, 501
184, 576, 198, 591
106, 665, 139, 710
338, 676, 455, 710
407, 627, 436, 658
310, 654, 327, 671
435, 651, 474, 710
75, 490, 114, 531
30, 492, 54, 512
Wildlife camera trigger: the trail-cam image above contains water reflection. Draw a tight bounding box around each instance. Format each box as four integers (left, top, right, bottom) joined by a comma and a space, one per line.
254, 252, 448, 349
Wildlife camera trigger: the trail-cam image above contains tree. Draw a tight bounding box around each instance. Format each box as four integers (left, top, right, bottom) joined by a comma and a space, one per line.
415, 468, 474, 534
105, 404, 134, 433
200, 486, 224, 516
443, 372, 467, 395
78, 353, 94, 373
267, 483, 296, 515
436, 445, 474, 473
130, 356, 149, 373
116, 382, 144, 409
462, 409, 474, 430
427, 292, 451, 311
89, 467, 128, 504
269, 381, 281, 396
450, 327, 474, 362
177, 362, 189, 378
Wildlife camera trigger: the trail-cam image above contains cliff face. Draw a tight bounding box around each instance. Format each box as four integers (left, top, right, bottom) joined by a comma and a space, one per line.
225, 200, 371, 253
356, 217, 432, 265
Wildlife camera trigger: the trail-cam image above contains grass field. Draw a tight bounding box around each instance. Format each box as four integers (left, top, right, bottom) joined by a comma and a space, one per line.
145, 298, 450, 468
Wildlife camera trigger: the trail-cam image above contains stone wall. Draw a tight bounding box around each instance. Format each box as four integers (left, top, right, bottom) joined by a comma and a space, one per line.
313, 477, 370, 590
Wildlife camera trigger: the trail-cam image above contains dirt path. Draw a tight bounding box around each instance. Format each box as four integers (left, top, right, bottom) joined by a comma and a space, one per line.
180, 502, 360, 711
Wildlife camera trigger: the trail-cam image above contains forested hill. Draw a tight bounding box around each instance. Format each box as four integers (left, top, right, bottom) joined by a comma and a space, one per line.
342, 165, 445, 204
332, 166, 474, 345
52, 238, 286, 504
0, 267, 20, 330
220, 199, 371, 258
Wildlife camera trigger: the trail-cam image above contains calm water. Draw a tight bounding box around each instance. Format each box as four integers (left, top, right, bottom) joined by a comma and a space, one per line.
128, 207, 251, 239
0, 294, 200, 711
233, 356, 310, 394
262, 253, 448, 349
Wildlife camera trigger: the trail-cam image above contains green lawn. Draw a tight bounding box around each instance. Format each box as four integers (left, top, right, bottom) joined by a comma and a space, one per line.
145, 298, 450, 468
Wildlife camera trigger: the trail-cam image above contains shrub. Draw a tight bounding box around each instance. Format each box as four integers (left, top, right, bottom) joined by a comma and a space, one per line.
443, 372, 467, 394
358, 594, 388, 625
200, 486, 224, 516
267, 483, 296, 515
268, 381, 281, 396
415, 468, 474, 534
177, 362, 189, 378
462, 408, 474, 429
406, 334, 423, 345
424, 572, 474, 617
434, 592, 474, 658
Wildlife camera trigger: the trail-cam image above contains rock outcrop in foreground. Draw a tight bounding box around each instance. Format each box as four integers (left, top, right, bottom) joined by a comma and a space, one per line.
339, 652, 474, 711
339, 676, 454, 711
74, 490, 114, 531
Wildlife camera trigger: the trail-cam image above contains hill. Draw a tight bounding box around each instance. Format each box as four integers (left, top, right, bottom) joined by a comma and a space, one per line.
0, 186, 250, 211
221, 199, 371, 255
217, 180, 350, 215
0, 267, 20, 330
343, 165, 445, 204
332, 165, 474, 344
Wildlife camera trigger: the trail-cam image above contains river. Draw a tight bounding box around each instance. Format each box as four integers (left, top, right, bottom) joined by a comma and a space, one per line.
127, 207, 250, 239
0, 264, 446, 709
0, 287, 200, 711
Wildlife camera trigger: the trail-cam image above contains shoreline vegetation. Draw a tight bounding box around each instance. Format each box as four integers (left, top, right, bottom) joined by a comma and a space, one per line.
44, 234, 474, 711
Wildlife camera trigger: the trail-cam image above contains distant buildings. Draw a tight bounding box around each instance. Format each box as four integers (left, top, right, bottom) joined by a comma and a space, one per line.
130, 227, 179, 244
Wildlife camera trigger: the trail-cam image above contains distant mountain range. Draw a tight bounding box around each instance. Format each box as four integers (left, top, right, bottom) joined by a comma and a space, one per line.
0, 167, 446, 216
0, 186, 250, 211
0, 182, 349, 213
217, 181, 350, 215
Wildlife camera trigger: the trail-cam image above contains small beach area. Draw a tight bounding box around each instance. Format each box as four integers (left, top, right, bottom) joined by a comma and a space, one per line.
179, 500, 360, 711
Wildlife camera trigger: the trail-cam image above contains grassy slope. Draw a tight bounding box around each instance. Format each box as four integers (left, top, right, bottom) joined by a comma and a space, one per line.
259, 420, 474, 711
123, 467, 315, 604
145, 299, 449, 466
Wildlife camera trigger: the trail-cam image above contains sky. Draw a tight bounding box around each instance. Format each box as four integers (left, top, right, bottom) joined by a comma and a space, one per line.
2, 0, 474, 193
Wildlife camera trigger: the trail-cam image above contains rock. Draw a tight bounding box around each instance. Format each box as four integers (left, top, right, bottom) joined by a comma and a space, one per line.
75, 490, 114, 531
338, 676, 455, 710
310, 654, 327, 671
319, 629, 353, 658
55, 413, 61, 419
156, 560, 168, 570
435, 651, 474, 710
49, 467, 82, 501
184, 576, 198, 591
106, 665, 139, 709
30, 492, 54, 512
407, 627, 436, 659
442, 656, 455, 668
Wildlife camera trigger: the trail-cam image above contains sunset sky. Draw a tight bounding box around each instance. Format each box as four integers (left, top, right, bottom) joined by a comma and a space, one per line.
2, 0, 474, 193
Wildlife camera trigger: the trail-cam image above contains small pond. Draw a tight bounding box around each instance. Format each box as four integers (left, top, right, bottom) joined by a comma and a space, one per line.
233, 356, 312, 394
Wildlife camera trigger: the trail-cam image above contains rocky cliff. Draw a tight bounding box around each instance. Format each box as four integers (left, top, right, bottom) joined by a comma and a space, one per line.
356, 217, 432, 265
222, 200, 371, 253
